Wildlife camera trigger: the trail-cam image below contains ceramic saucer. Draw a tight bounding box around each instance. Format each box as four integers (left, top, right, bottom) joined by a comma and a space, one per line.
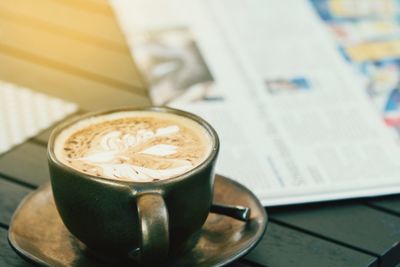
8, 175, 268, 267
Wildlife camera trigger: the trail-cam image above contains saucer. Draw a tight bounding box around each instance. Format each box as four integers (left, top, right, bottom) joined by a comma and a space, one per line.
8, 175, 268, 267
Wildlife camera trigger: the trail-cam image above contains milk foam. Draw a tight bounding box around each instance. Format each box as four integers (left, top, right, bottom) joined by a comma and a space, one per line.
54, 111, 212, 182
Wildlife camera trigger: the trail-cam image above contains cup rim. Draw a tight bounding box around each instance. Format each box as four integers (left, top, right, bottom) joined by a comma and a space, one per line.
48, 106, 219, 186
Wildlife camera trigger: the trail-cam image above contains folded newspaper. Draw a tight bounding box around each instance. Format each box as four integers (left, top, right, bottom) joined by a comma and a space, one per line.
111, 0, 400, 206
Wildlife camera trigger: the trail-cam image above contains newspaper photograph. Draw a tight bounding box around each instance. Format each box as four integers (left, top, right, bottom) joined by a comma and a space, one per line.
131, 27, 223, 105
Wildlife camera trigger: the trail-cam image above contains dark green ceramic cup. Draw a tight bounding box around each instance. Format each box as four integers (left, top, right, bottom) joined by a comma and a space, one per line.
47, 107, 219, 265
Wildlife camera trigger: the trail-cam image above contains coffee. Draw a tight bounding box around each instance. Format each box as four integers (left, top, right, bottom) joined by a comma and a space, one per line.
49, 107, 219, 263
54, 111, 212, 182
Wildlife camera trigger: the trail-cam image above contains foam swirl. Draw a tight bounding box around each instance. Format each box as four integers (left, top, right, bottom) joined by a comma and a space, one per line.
55, 112, 211, 182
78, 126, 191, 181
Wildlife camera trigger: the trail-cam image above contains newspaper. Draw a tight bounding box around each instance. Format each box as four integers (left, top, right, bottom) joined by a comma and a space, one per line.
111, 0, 400, 206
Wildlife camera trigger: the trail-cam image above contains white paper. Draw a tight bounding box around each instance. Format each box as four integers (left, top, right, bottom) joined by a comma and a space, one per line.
111, 0, 400, 206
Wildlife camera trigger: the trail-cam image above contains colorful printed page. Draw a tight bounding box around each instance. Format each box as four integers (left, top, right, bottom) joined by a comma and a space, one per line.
0, 81, 78, 154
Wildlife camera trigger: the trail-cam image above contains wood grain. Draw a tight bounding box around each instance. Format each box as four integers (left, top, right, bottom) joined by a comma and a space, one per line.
0, 15, 145, 90
0, 52, 151, 111
0, 0, 125, 46
0, 9, 123, 52
0, 228, 32, 267
228, 261, 259, 267
271, 204, 400, 267
244, 222, 378, 267
368, 196, 400, 215
0, 142, 49, 187
53, 0, 112, 16
33, 111, 85, 145
0, 179, 31, 226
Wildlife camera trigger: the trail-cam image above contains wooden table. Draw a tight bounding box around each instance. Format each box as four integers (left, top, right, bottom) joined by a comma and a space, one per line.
0, 0, 399, 266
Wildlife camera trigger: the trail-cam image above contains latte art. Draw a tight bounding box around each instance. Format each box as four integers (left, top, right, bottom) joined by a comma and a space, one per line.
54, 111, 212, 182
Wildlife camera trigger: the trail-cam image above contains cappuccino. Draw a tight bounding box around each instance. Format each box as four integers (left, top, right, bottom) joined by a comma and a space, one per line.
54, 111, 212, 182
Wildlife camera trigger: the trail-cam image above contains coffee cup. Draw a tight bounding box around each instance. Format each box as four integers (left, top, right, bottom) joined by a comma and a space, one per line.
47, 106, 219, 264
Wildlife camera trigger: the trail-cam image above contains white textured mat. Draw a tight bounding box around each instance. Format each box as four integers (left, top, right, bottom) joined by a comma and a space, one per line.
0, 81, 78, 154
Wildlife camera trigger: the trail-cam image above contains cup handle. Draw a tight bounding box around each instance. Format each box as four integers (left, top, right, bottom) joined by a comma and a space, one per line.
134, 192, 169, 263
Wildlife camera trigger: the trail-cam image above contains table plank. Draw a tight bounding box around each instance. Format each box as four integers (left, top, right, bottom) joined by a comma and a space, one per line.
368, 196, 400, 215
0, 0, 125, 46
0, 15, 145, 90
227, 262, 256, 267
0, 9, 123, 53
54, 0, 113, 16
81, 0, 110, 6
0, 228, 32, 267
34, 128, 56, 146
0, 51, 151, 111
0, 179, 31, 226
271, 204, 400, 267
244, 222, 377, 267
33, 111, 85, 145
0, 142, 48, 187
80, 0, 110, 6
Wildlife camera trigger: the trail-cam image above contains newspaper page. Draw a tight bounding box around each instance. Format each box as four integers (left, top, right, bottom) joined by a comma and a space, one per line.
111, 0, 400, 206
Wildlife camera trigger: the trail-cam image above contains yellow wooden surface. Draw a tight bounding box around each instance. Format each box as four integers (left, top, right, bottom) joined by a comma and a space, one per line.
0, 0, 125, 46
0, 0, 150, 111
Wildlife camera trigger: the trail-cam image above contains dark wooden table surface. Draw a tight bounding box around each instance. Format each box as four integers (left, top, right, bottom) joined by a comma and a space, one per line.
0, 0, 399, 266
